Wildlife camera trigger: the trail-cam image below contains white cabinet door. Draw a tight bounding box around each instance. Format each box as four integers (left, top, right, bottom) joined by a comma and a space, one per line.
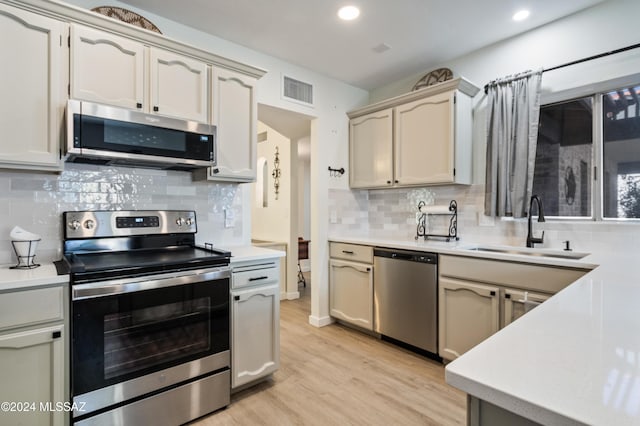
329, 259, 374, 330
149, 48, 208, 122
394, 90, 454, 185
349, 108, 394, 188
439, 277, 499, 361
70, 24, 145, 110
208, 67, 257, 181
231, 283, 279, 388
503, 289, 550, 328
0, 5, 65, 171
0, 325, 64, 426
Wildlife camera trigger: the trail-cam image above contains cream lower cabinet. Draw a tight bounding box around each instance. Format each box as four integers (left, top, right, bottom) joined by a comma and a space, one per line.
231, 260, 280, 389
0, 284, 68, 426
438, 277, 500, 362
329, 259, 374, 330
0, 4, 66, 171
329, 243, 374, 330
503, 288, 550, 328
71, 24, 208, 122
439, 254, 589, 361
194, 67, 257, 182
0, 325, 65, 426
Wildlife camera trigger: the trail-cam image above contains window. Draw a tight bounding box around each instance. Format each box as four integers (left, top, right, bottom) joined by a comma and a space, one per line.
533, 97, 593, 217
532, 83, 640, 220
603, 85, 640, 218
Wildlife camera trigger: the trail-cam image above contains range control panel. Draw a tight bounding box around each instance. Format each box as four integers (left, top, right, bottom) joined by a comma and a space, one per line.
64, 210, 197, 239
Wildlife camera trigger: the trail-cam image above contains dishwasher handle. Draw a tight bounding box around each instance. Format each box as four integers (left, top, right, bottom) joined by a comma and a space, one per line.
373, 248, 437, 264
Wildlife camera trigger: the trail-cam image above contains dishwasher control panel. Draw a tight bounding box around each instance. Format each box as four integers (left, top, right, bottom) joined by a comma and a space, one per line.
373, 248, 437, 264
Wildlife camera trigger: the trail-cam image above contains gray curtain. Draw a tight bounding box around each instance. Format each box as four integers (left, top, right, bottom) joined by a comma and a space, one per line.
484, 69, 543, 218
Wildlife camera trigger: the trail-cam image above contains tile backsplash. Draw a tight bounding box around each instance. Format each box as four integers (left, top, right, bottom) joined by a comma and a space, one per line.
329, 185, 640, 253
1, 163, 244, 265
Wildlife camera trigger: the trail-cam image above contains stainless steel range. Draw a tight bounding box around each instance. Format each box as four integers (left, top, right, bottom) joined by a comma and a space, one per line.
61, 210, 231, 426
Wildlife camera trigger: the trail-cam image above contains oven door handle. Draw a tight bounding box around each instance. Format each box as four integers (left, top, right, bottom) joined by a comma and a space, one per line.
72, 267, 230, 300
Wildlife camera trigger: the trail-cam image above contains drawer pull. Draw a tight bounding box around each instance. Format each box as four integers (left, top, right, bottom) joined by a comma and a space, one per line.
52, 331, 61, 339
234, 295, 240, 301
490, 291, 496, 296
342, 250, 355, 255
249, 276, 269, 281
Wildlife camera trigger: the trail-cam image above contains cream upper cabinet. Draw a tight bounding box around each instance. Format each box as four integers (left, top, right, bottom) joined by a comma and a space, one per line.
349, 108, 394, 188
71, 24, 209, 122
347, 78, 478, 189
70, 24, 145, 110
149, 47, 208, 122
439, 277, 500, 362
394, 91, 454, 185
195, 67, 257, 182
0, 4, 66, 171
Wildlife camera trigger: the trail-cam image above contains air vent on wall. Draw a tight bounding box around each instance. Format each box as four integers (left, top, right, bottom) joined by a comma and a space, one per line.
282, 75, 314, 106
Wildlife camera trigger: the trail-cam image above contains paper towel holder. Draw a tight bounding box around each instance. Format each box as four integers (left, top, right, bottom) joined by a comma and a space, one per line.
415, 199, 458, 242
10, 239, 41, 269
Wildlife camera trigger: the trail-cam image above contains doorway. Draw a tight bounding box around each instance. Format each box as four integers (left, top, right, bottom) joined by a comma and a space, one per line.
252, 103, 312, 311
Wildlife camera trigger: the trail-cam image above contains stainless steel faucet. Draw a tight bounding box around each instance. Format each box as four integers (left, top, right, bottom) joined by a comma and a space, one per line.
526, 195, 545, 248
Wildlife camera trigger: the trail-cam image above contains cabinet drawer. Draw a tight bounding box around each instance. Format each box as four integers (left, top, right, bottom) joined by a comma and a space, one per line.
329, 243, 373, 263
0, 286, 64, 332
233, 266, 279, 290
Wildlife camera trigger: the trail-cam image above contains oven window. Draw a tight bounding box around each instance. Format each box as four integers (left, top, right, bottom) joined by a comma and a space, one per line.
103, 297, 210, 379
72, 279, 229, 396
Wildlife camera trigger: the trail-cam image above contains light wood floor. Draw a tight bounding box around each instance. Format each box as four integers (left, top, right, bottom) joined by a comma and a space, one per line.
194, 274, 466, 425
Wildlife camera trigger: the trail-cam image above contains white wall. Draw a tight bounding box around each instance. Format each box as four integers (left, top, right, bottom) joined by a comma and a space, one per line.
297, 144, 311, 272
252, 122, 299, 299
370, 0, 640, 105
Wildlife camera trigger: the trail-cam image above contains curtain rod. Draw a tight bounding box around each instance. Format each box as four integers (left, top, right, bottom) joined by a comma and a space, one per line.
483, 41, 640, 94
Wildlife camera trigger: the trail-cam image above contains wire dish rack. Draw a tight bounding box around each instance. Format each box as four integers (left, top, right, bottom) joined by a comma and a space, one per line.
415, 200, 459, 242
11, 239, 41, 269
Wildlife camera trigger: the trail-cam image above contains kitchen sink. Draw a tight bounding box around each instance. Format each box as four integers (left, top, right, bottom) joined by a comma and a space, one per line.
460, 245, 589, 260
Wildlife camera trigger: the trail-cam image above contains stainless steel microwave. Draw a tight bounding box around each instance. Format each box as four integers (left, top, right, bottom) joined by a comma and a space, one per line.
66, 100, 216, 170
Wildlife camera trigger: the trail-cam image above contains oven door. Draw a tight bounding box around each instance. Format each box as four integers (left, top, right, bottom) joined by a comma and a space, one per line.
71, 267, 230, 418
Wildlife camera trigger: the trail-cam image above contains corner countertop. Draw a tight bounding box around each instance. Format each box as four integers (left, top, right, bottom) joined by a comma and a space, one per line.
224, 245, 286, 265
0, 263, 68, 292
329, 235, 639, 425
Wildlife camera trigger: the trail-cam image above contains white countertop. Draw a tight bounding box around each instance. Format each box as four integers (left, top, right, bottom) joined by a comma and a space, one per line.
224, 245, 286, 264
330, 235, 638, 425
0, 263, 68, 292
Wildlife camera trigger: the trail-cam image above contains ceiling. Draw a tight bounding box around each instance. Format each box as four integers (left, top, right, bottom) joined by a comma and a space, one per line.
118, 0, 607, 90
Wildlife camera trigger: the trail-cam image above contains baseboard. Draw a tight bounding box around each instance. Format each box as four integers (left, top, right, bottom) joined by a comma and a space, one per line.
286, 291, 300, 300
308, 315, 333, 328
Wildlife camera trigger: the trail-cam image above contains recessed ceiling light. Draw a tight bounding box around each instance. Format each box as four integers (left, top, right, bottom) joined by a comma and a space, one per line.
512, 9, 530, 21
338, 5, 360, 21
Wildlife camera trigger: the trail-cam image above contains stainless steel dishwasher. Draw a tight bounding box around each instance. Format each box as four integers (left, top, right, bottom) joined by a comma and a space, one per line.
374, 248, 438, 355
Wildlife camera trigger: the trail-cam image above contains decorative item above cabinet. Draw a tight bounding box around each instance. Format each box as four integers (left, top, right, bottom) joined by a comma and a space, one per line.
347, 78, 479, 189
